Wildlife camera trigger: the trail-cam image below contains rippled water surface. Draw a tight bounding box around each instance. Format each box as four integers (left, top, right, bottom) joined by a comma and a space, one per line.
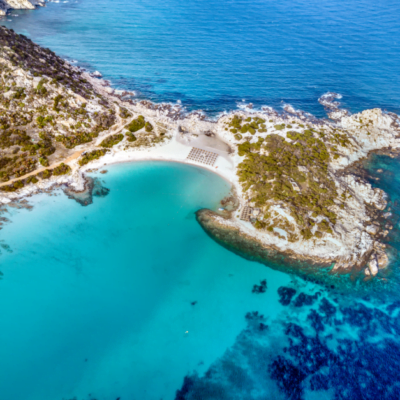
0, 162, 293, 400
1, 1, 400, 399
1, 0, 400, 114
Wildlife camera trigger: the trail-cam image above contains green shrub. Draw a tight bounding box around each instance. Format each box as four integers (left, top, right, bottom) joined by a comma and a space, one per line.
26, 175, 38, 184
1, 179, 24, 192
119, 107, 132, 119
53, 94, 63, 112
254, 220, 266, 230
52, 163, 71, 176
99, 133, 124, 148
42, 169, 52, 179
127, 115, 145, 132
36, 115, 53, 129
301, 228, 313, 240
39, 157, 49, 167
35, 78, 48, 97
229, 115, 242, 129
238, 141, 251, 156
79, 149, 109, 166
56, 130, 99, 149
145, 122, 153, 132
126, 132, 137, 142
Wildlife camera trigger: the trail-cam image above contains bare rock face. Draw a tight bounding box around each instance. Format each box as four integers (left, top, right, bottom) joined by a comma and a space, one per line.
0, 0, 8, 14
376, 250, 389, 269
0, 0, 44, 15
366, 224, 379, 236
365, 247, 389, 276
5, 0, 35, 9
368, 258, 379, 276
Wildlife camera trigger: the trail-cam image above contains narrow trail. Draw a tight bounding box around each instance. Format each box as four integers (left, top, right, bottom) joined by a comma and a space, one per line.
0, 105, 131, 189
0, 149, 84, 188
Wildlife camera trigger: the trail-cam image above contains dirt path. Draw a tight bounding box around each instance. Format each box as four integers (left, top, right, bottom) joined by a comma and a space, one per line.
0, 106, 145, 189
0, 149, 84, 188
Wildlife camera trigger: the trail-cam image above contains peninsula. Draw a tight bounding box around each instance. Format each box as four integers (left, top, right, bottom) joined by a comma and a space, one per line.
0, 26, 398, 277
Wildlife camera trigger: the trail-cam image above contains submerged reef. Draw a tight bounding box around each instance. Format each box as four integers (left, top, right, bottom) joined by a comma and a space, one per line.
175, 287, 400, 400
63, 176, 109, 206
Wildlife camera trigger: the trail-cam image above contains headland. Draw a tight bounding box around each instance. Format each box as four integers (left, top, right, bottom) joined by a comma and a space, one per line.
0, 26, 398, 277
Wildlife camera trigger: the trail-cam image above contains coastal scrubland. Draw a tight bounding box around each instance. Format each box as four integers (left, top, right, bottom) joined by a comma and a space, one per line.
0, 26, 117, 184
0, 25, 398, 276
214, 108, 398, 274
226, 116, 351, 241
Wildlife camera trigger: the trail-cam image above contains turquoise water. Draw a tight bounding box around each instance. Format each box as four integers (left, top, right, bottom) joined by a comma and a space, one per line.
2, 162, 400, 400
0, 162, 293, 400
177, 155, 400, 400
1, 0, 400, 398
1, 0, 400, 115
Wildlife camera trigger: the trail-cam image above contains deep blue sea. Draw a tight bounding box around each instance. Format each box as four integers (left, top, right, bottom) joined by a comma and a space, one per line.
1, 0, 400, 115
1, 1, 400, 399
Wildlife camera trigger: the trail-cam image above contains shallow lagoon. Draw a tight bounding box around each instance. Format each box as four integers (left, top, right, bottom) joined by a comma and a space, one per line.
1, 0, 400, 396
0, 162, 297, 400
2, 160, 400, 399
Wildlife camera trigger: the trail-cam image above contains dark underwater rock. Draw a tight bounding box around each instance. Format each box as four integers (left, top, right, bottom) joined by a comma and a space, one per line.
307, 309, 324, 332
277, 286, 297, 305
175, 297, 400, 400
318, 298, 337, 322
293, 291, 321, 307
252, 279, 267, 294
64, 177, 109, 206
269, 356, 306, 400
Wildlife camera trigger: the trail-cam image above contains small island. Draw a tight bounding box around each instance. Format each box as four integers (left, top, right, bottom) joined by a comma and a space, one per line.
0, 26, 398, 277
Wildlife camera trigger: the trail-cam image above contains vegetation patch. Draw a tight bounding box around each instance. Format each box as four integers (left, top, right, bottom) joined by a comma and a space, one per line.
119, 107, 132, 119
226, 115, 267, 135
99, 133, 124, 148
145, 121, 153, 132
126, 132, 137, 142
52, 163, 71, 176
126, 115, 145, 132
1, 179, 25, 192
79, 149, 109, 166
237, 130, 338, 240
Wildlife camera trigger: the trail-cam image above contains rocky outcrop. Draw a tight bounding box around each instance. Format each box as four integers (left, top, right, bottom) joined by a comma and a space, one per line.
0, 26, 396, 279
0, 0, 44, 16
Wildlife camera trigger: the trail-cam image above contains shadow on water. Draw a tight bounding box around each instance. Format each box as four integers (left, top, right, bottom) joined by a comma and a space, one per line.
196, 209, 395, 296
174, 154, 400, 400
175, 289, 400, 400
63, 177, 110, 206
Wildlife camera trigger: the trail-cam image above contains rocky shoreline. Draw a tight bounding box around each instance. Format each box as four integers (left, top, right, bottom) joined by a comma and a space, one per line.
0, 26, 399, 279
0, 0, 45, 16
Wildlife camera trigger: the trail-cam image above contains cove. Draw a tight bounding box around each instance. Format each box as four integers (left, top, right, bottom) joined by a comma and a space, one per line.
0, 161, 294, 400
